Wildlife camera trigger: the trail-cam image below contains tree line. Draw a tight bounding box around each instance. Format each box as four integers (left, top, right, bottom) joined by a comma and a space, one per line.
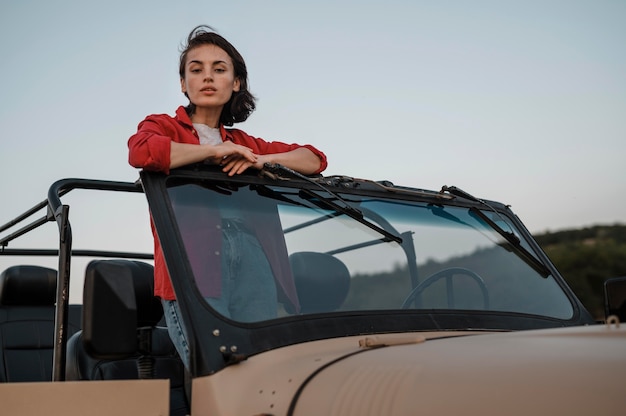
533, 224, 626, 319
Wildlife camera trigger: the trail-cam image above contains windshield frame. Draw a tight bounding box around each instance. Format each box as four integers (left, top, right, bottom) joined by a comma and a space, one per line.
140, 166, 593, 377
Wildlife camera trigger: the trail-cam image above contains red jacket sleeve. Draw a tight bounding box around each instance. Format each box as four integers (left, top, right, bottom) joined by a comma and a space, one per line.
128, 118, 174, 173
128, 112, 199, 174
228, 129, 328, 174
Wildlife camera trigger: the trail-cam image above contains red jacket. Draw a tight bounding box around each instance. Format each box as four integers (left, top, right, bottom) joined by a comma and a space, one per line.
128, 106, 327, 174
128, 106, 328, 303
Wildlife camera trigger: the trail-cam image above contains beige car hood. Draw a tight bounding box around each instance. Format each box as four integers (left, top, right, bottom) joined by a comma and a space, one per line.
193, 324, 626, 416
294, 324, 626, 416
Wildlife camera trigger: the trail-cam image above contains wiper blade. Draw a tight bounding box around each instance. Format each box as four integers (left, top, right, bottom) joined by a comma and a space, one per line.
263, 163, 402, 244
468, 207, 550, 277
441, 185, 518, 239
441, 185, 551, 278
300, 189, 402, 244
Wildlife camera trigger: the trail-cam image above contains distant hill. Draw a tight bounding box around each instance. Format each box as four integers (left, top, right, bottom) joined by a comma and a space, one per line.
533, 224, 626, 319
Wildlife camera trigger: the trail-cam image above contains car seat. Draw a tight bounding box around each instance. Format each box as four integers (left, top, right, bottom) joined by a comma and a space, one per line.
289, 252, 351, 313
0, 265, 81, 382
65, 259, 188, 416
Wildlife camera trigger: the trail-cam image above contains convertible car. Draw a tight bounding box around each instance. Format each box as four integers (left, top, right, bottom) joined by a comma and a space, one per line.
1, 164, 624, 415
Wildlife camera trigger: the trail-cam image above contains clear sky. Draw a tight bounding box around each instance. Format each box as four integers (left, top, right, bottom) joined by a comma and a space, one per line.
1, 0, 625, 234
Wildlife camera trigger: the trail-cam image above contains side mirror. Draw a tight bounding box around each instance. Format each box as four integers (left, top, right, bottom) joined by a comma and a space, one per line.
604, 276, 626, 322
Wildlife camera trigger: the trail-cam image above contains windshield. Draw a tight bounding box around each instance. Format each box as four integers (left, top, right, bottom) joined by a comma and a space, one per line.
167, 181, 573, 322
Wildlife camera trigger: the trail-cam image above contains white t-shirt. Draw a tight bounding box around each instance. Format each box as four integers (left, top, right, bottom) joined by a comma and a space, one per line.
193, 123, 223, 145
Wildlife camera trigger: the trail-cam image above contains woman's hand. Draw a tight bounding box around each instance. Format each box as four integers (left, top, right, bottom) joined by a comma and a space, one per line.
169, 141, 256, 171
213, 142, 258, 176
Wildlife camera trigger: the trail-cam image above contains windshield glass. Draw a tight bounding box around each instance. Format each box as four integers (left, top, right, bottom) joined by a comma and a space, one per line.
167, 181, 573, 322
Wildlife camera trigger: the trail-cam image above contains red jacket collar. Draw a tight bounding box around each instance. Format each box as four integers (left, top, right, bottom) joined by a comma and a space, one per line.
175, 106, 233, 141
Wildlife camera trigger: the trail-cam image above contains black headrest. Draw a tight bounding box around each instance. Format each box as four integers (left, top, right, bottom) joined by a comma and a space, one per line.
289, 252, 351, 313
0, 265, 57, 306
84, 260, 162, 327
82, 260, 161, 359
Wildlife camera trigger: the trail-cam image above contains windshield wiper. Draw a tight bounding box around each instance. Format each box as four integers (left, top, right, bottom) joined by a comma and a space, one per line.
441, 185, 551, 278
262, 163, 402, 244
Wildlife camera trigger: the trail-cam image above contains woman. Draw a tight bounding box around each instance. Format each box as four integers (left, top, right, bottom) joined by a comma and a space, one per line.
128, 25, 327, 367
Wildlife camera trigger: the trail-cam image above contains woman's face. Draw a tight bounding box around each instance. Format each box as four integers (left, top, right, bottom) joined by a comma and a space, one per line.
181, 44, 240, 111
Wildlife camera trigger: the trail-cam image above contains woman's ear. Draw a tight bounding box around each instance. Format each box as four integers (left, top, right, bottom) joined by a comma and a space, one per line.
180, 77, 187, 93
233, 78, 241, 92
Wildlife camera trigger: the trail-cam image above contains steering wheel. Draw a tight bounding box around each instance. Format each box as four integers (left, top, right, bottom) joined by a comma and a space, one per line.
401, 267, 490, 309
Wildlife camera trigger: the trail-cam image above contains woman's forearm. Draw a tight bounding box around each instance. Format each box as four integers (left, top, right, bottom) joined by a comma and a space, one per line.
170, 141, 258, 169
256, 148, 322, 175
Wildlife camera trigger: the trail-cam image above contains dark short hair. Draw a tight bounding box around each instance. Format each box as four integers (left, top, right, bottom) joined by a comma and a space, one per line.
179, 25, 256, 126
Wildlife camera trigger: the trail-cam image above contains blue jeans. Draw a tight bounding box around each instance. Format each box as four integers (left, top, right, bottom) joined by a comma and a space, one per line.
162, 223, 277, 368
162, 298, 190, 368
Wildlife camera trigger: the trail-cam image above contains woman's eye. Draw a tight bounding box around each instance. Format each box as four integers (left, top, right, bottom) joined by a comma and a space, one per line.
215, 68, 226, 73
190, 68, 201, 73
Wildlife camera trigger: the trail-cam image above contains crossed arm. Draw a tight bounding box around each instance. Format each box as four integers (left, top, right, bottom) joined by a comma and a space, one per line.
169, 142, 322, 176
